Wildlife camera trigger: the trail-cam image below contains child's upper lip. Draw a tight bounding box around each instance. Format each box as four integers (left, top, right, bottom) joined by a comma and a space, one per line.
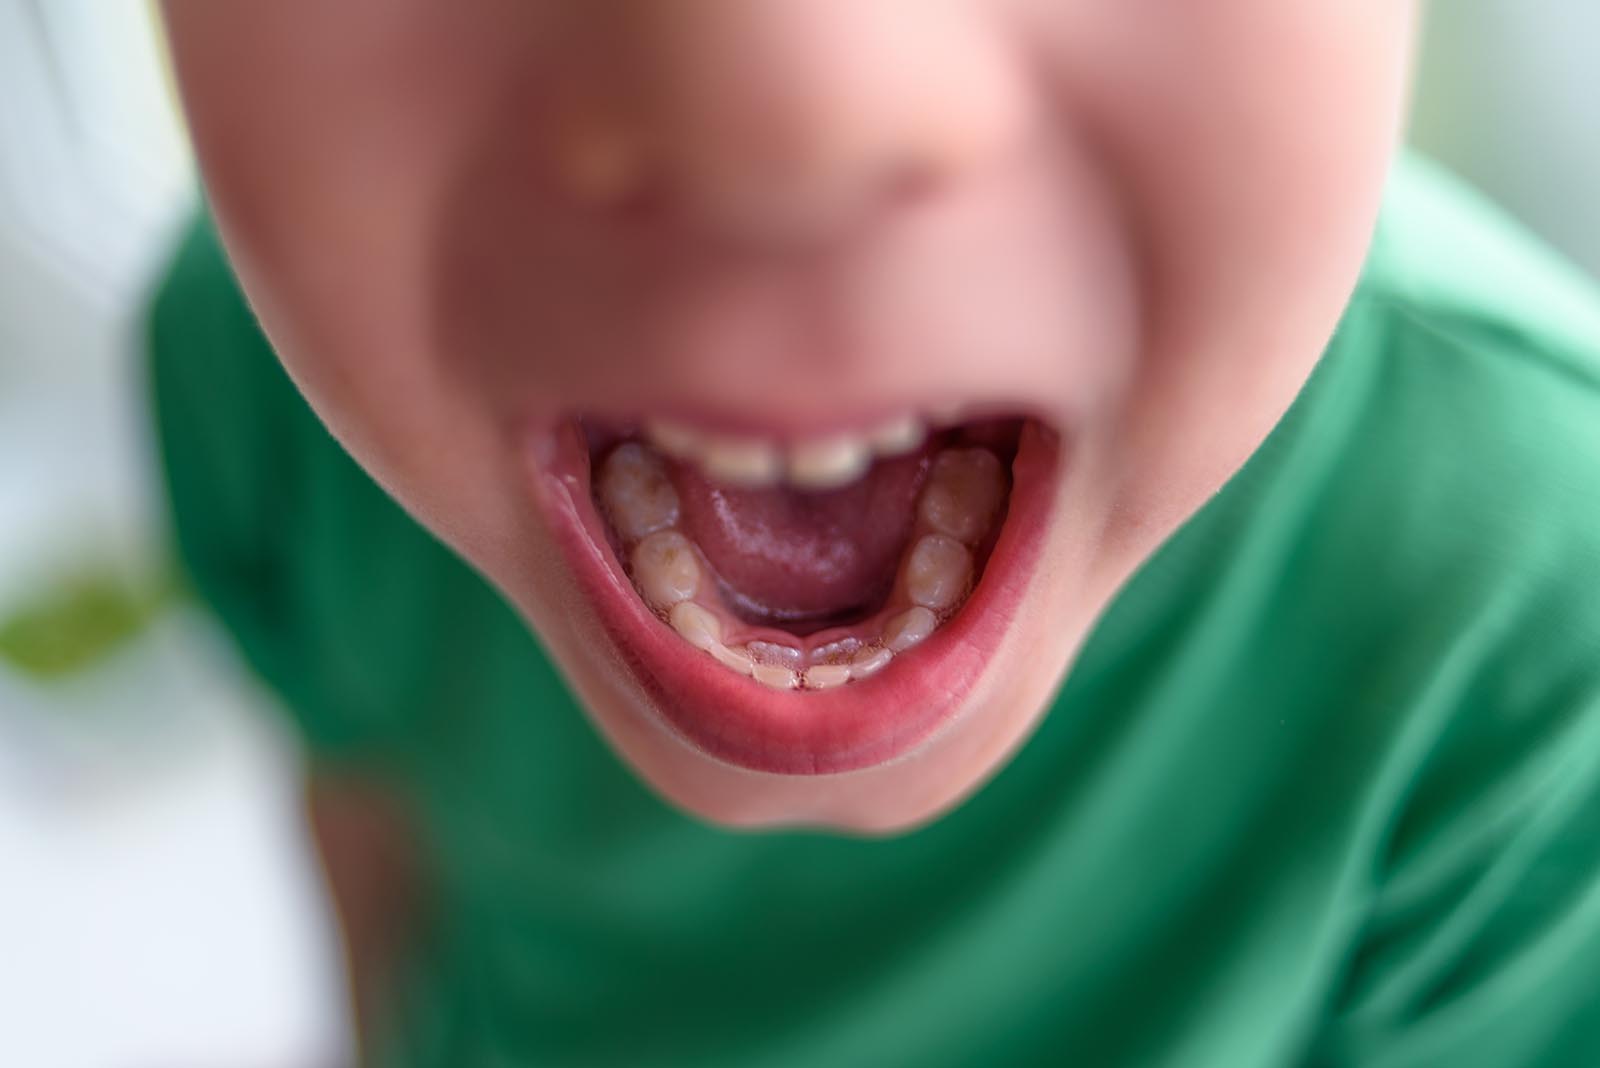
520, 398, 1066, 453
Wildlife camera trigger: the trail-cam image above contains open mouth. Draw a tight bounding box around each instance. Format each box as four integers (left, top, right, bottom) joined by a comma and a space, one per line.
525, 408, 1064, 775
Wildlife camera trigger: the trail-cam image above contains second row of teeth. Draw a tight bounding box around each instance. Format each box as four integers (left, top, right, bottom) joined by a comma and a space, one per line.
599, 440, 1007, 691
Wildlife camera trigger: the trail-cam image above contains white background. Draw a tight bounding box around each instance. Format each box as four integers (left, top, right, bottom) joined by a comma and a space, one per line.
0, 2, 1596, 1066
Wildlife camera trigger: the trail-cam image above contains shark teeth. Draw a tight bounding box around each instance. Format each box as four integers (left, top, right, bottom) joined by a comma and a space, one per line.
600, 433, 1009, 691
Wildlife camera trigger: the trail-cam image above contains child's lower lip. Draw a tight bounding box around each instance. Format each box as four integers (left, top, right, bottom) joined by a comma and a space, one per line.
524, 418, 1063, 775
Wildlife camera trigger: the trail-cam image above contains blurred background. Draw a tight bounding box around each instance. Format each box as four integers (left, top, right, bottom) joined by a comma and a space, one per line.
0, 2, 1596, 1065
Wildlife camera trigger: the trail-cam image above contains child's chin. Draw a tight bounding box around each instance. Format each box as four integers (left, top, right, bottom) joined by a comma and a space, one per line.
564, 651, 1075, 836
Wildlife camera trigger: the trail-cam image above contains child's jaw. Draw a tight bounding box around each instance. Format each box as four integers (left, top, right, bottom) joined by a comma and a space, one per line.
158, 1, 1418, 828
524, 409, 1065, 775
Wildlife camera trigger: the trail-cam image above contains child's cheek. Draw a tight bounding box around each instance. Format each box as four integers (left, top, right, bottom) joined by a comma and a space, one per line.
163, 2, 552, 560
1019, 2, 1415, 540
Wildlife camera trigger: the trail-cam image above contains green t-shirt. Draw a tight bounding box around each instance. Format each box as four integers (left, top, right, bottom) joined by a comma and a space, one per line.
149, 152, 1600, 1068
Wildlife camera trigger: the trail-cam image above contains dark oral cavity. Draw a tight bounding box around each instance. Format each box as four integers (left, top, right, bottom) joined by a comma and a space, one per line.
672, 448, 931, 629
589, 417, 1021, 690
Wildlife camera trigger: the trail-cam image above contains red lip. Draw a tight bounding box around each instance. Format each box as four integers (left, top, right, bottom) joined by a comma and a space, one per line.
524, 419, 1062, 775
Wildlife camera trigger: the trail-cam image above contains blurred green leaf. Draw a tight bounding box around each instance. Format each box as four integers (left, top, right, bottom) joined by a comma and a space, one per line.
0, 564, 180, 681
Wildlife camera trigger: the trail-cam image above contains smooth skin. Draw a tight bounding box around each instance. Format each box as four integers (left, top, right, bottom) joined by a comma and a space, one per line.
159, 0, 1419, 1045
160, 0, 1419, 831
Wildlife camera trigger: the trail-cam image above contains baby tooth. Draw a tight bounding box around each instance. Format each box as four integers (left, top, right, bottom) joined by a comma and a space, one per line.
710, 642, 755, 677
753, 662, 800, 690
812, 638, 862, 661
632, 531, 702, 608
904, 534, 973, 612
749, 642, 804, 669
788, 436, 871, 490
644, 419, 701, 459
868, 415, 926, 457
669, 601, 722, 651
803, 664, 853, 690
849, 647, 893, 680
699, 437, 783, 487
919, 448, 1005, 544
883, 606, 938, 653
599, 443, 680, 542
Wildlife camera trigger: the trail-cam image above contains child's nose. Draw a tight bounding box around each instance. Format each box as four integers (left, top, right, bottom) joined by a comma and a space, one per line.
551, 0, 1031, 246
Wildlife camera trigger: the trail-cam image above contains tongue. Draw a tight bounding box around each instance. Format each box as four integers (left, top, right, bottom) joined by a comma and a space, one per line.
672, 451, 930, 624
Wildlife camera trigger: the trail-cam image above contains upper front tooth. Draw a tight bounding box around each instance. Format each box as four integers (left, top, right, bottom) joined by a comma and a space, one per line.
919, 448, 1005, 544
632, 531, 702, 608
644, 419, 702, 459
904, 534, 973, 612
599, 443, 681, 542
788, 435, 871, 490
868, 415, 926, 457
699, 437, 783, 487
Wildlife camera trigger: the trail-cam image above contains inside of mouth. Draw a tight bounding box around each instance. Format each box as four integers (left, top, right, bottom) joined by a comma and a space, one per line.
585, 417, 1021, 691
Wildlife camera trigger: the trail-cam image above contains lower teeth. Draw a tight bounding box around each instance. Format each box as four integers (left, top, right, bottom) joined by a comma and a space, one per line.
598, 436, 1008, 690
883, 607, 938, 653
